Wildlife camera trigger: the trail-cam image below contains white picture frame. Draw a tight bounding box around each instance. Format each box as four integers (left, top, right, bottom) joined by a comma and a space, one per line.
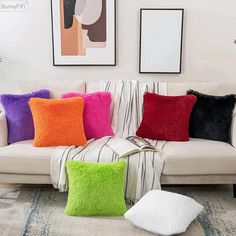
139, 9, 184, 74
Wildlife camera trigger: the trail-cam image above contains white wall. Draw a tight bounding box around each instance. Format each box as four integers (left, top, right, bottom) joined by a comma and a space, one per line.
0, 0, 236, 90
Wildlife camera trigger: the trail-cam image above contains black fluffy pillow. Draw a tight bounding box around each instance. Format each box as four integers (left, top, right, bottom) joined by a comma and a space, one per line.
187, 90, 236, 143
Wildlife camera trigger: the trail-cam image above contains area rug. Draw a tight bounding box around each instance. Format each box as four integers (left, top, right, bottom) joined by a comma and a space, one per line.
0, 185, 235, 236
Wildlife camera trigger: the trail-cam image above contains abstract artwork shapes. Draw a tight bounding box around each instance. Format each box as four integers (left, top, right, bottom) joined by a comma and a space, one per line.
75, 0, 103, 25
51, 0, 116, 65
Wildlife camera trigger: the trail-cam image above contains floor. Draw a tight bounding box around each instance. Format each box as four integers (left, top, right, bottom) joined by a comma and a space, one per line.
0, 184, 235, 236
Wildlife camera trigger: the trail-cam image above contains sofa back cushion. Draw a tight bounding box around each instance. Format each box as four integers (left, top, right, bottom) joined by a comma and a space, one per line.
162, 82, 223, 96
221, 83, 236, 95
18, 80, 85, 98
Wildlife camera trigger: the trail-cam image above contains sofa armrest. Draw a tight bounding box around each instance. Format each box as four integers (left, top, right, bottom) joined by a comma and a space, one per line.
0, 112, 8, 147
231, 113, 236, 147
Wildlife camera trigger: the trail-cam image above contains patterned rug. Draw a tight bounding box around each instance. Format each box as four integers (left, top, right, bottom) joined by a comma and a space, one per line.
0, 185, 235, 236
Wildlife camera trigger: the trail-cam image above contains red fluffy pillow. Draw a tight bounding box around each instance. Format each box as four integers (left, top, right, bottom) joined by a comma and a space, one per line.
136, 93, 197, 141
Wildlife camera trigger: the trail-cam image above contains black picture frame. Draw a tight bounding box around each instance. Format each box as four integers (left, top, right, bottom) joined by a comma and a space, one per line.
51, 0, 116, 66
139, 8, 184, 74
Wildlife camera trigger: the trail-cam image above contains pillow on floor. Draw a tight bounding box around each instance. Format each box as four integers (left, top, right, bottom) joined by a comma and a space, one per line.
62, 92, 114, 139
29, 97, 87, 147
124, 190, 203, 236
0, 89, 50, 144
187, 90, 236, 143
65, 160, 127, 216
136, 93, 197, 141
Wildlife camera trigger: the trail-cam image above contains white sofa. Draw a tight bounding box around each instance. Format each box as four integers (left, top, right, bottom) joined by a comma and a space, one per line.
0, 81, 235, 197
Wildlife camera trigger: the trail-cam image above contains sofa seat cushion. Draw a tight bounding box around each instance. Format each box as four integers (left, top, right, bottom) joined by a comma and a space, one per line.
0, 140, 55, 174
162, 138, 236, 175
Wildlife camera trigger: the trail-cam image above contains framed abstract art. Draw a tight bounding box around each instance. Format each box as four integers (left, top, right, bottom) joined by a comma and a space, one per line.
51, 0, 116, 66
139, 9, 184, 74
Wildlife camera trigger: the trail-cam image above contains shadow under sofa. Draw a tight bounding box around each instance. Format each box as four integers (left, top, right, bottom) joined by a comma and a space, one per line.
0, 81, 235, 198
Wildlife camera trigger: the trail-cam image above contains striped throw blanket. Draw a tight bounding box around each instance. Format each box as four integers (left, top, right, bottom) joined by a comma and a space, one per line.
51, 137, 165, 203
50, 81, 166, 203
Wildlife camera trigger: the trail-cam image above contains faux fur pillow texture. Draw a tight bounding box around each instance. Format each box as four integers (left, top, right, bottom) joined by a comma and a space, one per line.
136, 93, 197, 141
0, 89, 50, 144
65, 160, 127, 216
187, 90, 236, 143
62, 92, 114, 139
29, 97, 87, 147
124, 190, 203, 235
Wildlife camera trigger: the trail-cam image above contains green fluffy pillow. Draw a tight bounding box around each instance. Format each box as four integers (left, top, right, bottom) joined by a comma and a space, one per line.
65, 160, 127, 216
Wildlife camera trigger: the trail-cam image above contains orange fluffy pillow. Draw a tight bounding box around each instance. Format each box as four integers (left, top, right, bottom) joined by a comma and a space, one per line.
29, 97, 87, 147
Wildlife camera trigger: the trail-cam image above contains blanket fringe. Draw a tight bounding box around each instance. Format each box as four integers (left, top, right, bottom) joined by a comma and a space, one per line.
125, 198, 139, 206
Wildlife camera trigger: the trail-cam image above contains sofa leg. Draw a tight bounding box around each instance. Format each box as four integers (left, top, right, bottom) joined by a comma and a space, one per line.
234, 184, 236, 198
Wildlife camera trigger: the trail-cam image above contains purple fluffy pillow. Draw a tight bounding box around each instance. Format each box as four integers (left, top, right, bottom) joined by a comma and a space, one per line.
62, 92, 114, 139
0, 89, 50, 144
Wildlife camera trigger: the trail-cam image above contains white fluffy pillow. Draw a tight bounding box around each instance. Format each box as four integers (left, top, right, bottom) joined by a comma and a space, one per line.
124, 190, 203, 236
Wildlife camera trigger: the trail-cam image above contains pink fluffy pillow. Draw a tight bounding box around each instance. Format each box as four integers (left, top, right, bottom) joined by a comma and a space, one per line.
62, 92, 114, 139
